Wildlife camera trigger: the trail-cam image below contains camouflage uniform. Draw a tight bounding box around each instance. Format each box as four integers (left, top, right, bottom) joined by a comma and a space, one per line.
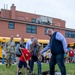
5, 40, 15, 67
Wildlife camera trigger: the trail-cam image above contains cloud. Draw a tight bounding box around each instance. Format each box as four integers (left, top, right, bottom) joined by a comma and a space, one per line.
0, 0, 75, 29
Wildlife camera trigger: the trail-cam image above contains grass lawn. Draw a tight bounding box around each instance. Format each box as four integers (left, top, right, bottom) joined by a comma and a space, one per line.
0, 63, 75, 75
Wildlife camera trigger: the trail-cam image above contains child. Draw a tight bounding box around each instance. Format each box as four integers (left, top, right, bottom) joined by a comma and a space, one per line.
17, 48, 31, 75
72, 55, 75, 63
2, 46, 6, 64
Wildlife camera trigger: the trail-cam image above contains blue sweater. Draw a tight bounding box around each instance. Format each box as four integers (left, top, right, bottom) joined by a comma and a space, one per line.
50, 32, 64, 55
41, 32, 67, 55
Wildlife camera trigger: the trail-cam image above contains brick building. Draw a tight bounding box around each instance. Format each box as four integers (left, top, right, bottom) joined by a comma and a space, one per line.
0, 4, 75, 44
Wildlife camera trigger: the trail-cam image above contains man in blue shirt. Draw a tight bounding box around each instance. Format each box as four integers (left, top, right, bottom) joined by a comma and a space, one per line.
26, 35, 34, 50
40, 29, 67, 75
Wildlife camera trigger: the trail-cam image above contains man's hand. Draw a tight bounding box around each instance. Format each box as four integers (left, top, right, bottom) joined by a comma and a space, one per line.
19, 47, 24, 50
64, 49, 68, 54
38, 52, 42, 56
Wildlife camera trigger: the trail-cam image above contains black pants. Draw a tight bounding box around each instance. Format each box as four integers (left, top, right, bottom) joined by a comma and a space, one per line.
49, 53, 66, 75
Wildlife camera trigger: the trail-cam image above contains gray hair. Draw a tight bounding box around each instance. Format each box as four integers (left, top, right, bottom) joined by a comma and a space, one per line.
30, 35, 34, 41
10, 35, 14, 38
47, 28, 53, 32
46, 28, 54, 34
33, 38, 38, 43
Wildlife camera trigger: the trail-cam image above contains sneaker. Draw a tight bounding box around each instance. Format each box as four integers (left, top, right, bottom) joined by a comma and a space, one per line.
19, 71, 22, 74
16, 74, 19, 75
6, 64, 8, 68
28, 72, 33, 75
9, 64, 11, 68
16, 72, 21, 75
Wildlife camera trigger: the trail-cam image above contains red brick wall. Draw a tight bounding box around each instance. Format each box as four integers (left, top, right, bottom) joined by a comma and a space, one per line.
54, 28, 65, 36
53, 18, 65, 28
1, 7, 65, 29
11, 5, 16, 19
16, 11, 39, 22
0, 20, 17, 37
0, 11, 1, 17
66, 38, 75, 44
1, 9, 4, 18
0, 5, 75, 44
0, 20, 75, 44
0, 20, 49, 39
26, 26, 49, 39
1, 9, 11, 19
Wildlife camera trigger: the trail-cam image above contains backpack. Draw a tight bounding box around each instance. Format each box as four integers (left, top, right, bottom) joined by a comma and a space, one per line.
69, 50, 74, 57
15, 44, 22, 57
15, 44, 25, 57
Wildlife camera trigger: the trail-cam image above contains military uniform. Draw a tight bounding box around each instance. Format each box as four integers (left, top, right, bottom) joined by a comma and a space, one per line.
5, 40, 15, 67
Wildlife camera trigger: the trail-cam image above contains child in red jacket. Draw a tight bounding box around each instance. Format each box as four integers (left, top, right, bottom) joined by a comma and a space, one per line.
16, 48, 31, 75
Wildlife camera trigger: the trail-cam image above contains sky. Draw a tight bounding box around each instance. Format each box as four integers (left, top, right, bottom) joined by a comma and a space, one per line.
0, 0, 75, 29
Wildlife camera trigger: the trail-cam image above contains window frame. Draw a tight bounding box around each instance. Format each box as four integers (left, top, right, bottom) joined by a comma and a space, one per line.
31, 18, 36, 23
65, 30, 75, 38
26, 24, 37, 34
8, 22, 15, 29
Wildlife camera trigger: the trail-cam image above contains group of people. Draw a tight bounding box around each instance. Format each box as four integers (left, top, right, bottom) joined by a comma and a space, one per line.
64, 47, 75, 63
2, 28, 68, 75
3, 35, 42, 75
15, 36, 42, 75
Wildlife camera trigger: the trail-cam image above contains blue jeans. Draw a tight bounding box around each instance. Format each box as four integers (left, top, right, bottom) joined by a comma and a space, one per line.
49, 54, 66, 75
12, 54, 16, 62
2, 54, 5, 64
30, 59, 42, 74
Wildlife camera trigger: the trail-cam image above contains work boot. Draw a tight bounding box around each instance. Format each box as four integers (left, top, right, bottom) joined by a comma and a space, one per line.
6, 64, 8, 68
16, 72, 21, 75
19, 71, 22, 74
9, 64, 11, 68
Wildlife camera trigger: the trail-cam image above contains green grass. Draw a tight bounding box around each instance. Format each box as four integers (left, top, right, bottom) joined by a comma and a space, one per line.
0, 63, 75, 75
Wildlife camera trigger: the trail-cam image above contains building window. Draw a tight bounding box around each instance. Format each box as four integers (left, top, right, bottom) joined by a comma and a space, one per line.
65, 31, 75, 38
26, 24, 37, 34
45, 27, 53, 35
31, 18, 36, 23
45, 28, 49, 35
8, 22, 15, 29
